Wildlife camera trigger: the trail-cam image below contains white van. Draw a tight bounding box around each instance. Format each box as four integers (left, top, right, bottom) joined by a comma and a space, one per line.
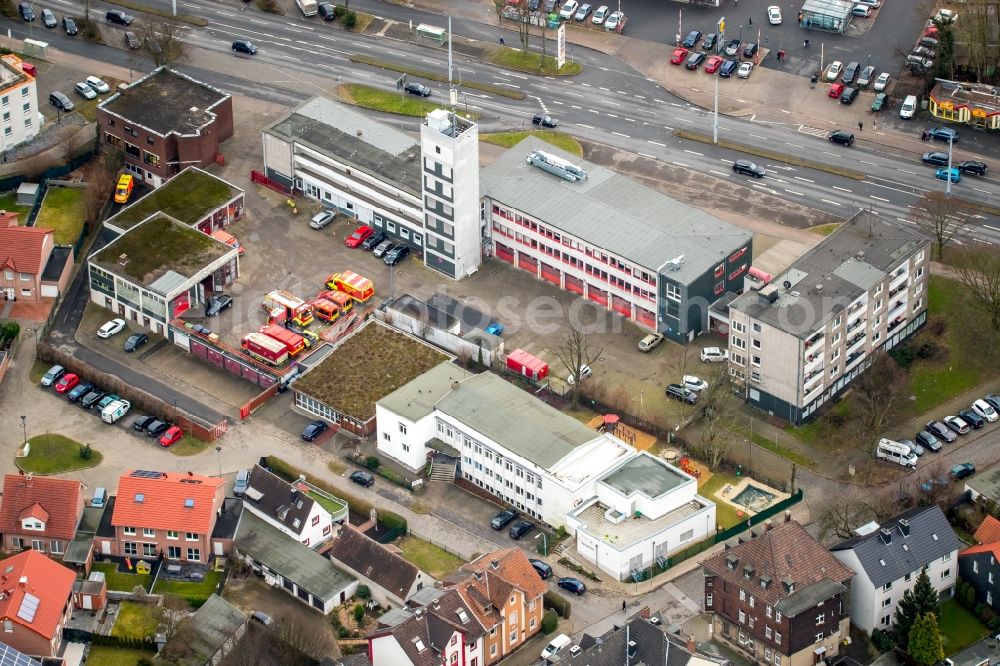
900, 95, 917, 119
101, 399, 131, 424
876, 438, 918, 468
541, 634, 572, 660
92, 487, 107, 508
567, 365, 592, 385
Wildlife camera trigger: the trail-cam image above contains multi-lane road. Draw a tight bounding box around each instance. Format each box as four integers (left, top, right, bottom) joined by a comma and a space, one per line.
6, 0, 1000, 240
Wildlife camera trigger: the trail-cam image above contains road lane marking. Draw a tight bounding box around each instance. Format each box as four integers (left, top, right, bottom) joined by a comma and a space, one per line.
606, 113, 618, 118
648, 140, 667, 147
683, 149, 703, 156
612, 131, 630, 138
786, 143, 804, 148
672, 161, 690, 167
985, 225, 1000, 232
897, 169, 918, 175
859, 160, 879, 166
638, 152, 656, 159
710, 170, 730, 177
588, 109, 600, 114
870, 195, 890, 202
833, 186, 853, 193
821, 199, 843, 206
785, 189, 805, 196
576, 123, 594, 129
794, 176, 814, 183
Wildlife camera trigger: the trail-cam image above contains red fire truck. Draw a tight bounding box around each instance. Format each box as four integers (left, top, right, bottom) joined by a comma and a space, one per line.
260, 324, 306, 356
325, 270, 374, 303
262, 290, 314, 327
241, 332, 289, 366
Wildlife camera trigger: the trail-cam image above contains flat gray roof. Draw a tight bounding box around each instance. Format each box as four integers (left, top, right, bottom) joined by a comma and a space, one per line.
98, 67, 230, 136
479, 136, 752, 281
435, 372, 599, 470
571, 494, 711, 551
600, 453, 690, 499
730, 212, 928, 337
378, 363, 474, 423
265, 97, 422, 195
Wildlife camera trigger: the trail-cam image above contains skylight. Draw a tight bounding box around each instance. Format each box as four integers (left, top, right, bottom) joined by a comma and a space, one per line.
184, 498, 195, 508
16, 593, 39, 623
134, 493, 145, 503
413, 637, 426, 652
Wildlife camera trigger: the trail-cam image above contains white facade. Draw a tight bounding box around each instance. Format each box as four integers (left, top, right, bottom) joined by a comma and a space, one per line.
370, 622, 481, 666
375, 403, 435, 471
243, 501, 332, 549
0, 55, 40, 151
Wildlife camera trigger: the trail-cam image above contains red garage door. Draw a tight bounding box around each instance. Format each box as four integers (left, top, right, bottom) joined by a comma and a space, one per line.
588, 285, 608, 306
518, 254, 538, 273
495, 243, 514, 263
611, 295, 632, 317
540, 262, 560, 285
636, 307, 656, 329
564, 275, 584, 295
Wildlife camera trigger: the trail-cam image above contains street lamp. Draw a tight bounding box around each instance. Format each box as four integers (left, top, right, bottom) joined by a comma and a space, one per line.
739, 24, 743, 44
20, 416, 26, 449
535, 532, 548, 557
215, 446, 222, 477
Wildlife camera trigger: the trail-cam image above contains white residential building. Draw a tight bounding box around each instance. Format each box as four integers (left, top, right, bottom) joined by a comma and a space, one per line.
830, 505, 960, 633
242, 465, 339, 549
0, 54, 40, 151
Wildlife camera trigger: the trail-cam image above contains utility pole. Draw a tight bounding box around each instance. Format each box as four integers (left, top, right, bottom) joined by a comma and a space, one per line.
946, 134, 954, 196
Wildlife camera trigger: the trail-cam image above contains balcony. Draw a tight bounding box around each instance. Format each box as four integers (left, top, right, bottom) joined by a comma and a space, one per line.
890, 268, 909, 291
803, 366, 824, 385
846, 349, 866, 369
847, 317, 866, 334
887, 316, 906, 334
888, 283, 907, 299
888, 299, 908, 321
847, 299, 866, 315
846, 331, 866, 353
805, 351, 824, 372
804, 332, 824, 351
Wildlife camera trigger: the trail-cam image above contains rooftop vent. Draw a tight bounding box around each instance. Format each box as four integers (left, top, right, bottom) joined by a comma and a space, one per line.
815, 284, 824, 292
118, 253, 129, 266
525, 149, 587, 182
356, 129, 363, 137
899, 519, 910, 537
879, 528, 893, 545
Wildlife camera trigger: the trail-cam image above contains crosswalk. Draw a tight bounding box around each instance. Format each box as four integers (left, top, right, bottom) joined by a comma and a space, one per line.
797, 124, 831, 138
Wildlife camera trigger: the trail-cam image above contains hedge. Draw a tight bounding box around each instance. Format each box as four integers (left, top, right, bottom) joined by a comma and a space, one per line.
543, 591, 571, 619
90, 633, 156, 650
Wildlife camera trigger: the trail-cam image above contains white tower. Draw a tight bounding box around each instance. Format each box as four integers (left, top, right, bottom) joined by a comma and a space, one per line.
419, 108, 481, 280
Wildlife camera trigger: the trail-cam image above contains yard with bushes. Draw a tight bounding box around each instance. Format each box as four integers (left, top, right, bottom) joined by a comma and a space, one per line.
111, 601, 159, 639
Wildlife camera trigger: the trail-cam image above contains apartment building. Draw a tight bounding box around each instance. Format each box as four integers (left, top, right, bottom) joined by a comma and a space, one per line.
0, 474, 85, 556
480, 137, 752, 342
0, 54, 39, 151
242, 465, 335, 549
727, 213, 930, 424
830, 506, 960, 633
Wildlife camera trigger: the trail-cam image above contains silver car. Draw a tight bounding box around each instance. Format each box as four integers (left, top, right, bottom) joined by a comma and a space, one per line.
309, 210, 335, 230
74, 82, 96, 100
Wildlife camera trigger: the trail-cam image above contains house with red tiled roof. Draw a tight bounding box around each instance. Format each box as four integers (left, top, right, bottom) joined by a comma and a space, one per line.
0, 225, 73, 305
0, 474, 85, 557
98, 470, 226, 564
975, 515, 1000, 545
959, 537, 1000, 612
0, 549, 76, 658
368, 595, 482, 666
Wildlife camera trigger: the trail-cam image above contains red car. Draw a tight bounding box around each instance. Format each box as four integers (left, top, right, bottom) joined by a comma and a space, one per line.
670, 47, 688, 65
828, 83, 845, 99
54, 373, 79, 394
704, 55, 724, 73
345, 225, 374, 248
159, 426, 183, 447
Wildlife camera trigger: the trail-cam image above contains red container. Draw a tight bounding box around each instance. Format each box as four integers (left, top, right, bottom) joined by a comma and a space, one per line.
22, 63, 36, 77
506, 349, 549, 382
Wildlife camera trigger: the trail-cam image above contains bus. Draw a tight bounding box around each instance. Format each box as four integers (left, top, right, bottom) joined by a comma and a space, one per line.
325, 270, 374, 303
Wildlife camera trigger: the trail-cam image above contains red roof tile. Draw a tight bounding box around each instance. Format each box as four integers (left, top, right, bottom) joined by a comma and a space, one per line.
18, 503, 49, 523
461, 548, 548, 601
0, 550, 75, 641
0, 474, 84, 542
112, 470, 224, 534
0, 226, 51, 275
974, 516, 1000, 545
960, 542, 1000, 559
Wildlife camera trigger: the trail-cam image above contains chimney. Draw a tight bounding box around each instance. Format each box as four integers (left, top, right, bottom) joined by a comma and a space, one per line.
687, 635, 698, 654
879, 528, 893, 545
25, 474, 32, 487
490, 559, 499, 570
188, 471, 193, 477
356, 129, 363, 138
899, 519, 910, 537
784, 510, 791, 523
640, 606, 651, 620
765, 519, 773, 532
118, 253, 129, 266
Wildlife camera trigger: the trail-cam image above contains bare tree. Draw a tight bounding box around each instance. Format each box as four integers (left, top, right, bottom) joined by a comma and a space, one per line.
957, 0, 996, 81
272, 612, 336, 661
816, 486, 900, 541
954, 246, 1000, 335
910, 192, 971, 260
852, 352, 907, 447
553, 328, 603, 408
155, 595, 192, 639
693, 373, 737, 469
513, 5, 533, 51
136, 20, 188, 67
493, 0, 505, 22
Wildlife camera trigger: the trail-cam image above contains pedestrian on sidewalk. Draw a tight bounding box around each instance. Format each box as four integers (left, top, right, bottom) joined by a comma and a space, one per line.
873, 121, 877, 131
748, 15, 753, 25
858, 121, 863, 131
798, 11, 803, 23
499, 36, 505, 46
623, 600, 627, 612
803, 39, 810, 47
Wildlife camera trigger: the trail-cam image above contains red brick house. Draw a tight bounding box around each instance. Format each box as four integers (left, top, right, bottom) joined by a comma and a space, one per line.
0, 225, 73, 304
0, 549, 76, 658
98, 470, 226, 563
0, 474, 85, 556
701, 520, 855, 666
96, 67, 233, 189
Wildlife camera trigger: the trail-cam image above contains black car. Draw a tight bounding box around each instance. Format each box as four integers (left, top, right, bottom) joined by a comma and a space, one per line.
530, 558, 553, 579
828, 130, 855, 146
527, 0, 540, 9
544, 0, 557, 11
742, 43, 758, 59
491, 508, 518, 530
915, 430, 943, 452
682, 30, 702, 48
404, 82, 432, 97
145, 419, 170, 438
18, 2, 33, 21
723, 38, 741, 57
41, 8, 56, 27
842, 61, 860, 85
350, 470, 375, 487
106, 9, 133, 25
124, 333, 148, 352
49, 92, 74, 112
532, 114, 558, 128
840, 87, 859, 105
719, 59, 739, 77
702, 33, 717, 51
951, 463, 976, 481
67, 381, 95, 402
384, 245, 410, 266
301, 420, 328, 442
508, 520, 535, 540
922, 152, 950, 166
318, 2, 336, 19
685, 52, 707, 70
132, 415, 157, 432
206, 295, 233, 316
958, 408, 985, 429
80, 389, 106, 409
666, 383, 698, 404
985, 394, 1000, 413
925, 420, 958, 443
232, 39, 257, 54
557, 577, 587, 595
63, 17, 77, 35
733, 159, 765, 178
361, 231, 387, 250
959, 160, 988, 176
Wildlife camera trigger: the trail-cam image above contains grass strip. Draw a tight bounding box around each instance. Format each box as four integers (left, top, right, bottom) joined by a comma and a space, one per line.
674, 129, 867, 181
104, 0, 207, 25
340, 83, 467, 118
481, 131, 583, 156
492, 47, 583, 76
808, 223, 841, 236
349, 54, 526, 100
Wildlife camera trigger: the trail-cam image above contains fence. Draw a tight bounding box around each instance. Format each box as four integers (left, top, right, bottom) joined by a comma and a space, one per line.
250, 169, 292, 196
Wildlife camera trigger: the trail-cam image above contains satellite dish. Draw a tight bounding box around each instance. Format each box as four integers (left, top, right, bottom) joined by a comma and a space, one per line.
783, 280, 792, 290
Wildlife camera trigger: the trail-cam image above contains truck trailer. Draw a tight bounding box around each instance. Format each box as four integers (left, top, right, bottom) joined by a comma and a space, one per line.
262, 290, 314, 327
241, 332, 289, 366
260, 324, 306, 356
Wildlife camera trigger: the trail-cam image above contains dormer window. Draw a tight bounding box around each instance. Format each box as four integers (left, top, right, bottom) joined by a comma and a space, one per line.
760, 575, 771, 590
412, 637, 426, 652
727, 554, 739, 570
744, 565, 755, 580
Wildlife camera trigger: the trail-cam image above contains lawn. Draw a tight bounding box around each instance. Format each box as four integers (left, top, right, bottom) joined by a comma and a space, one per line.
397, 535, 465, 579
92, 561, 153, 592
152, 570, 222, 607
697, 472, 744, 529
112, 601, 160, 639
84, 646, 156, 666
939, 599, 988, 653
306, 489, 349, 517
34, 186, 87, 245
94, 215, 227, 284
0, 191, 32, 220
731, 424, 814, 468
339, 83, 479, 119
348, 54, 525, 99
492, 48, 583, 76
18, 434, 102, 474
106, 168, 239, 231
167, 435, 211, 457
481, 131, 583, 156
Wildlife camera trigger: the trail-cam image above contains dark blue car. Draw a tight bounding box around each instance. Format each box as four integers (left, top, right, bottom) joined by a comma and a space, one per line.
558, 577, 587, 595
958, 409, 985, 429
301, 420, 328, 442
67, 381, 94, 402
719, 59, 739, 78
927, 127, 958, 142
682, 30, 702, 48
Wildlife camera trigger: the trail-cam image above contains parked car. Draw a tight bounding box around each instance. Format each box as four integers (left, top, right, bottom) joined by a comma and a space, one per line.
852, 5, 871, 17
85, 76, 111, 94
350, 470, 375, 487
491, 508, 518, 530
405, 82, 432, 97
683, 375, 709, 392
871, 93, 889, 112
951, 462, 976, 480
718, 59, 739, 77
702, 33, 717, 51
206, 295, 233, 316
55, 373, 80, 394
41, 364, 65, 386
638, 333, 664, 352
855, 0, 880, 6
49, 92, 74, 112
842, 62, 860, 85
309, 210, 336, 230
900, 439, 924, 457
682, 30, 702, 48
603, 11, 623, 31
685, 52, 707, 70
557, 577, 587, 595
301, 420, 328, 442
935, 167, 961, 183
921, 152, 950, 167
737, 62, 754, 79
906, 55, 934, 71
911, 46, 935, 60
18, 2, 33, 21
74, 82, 97, 100
373, 240, 395, 258
384, 245, 410, 266
530, 559, 553, 579
927, 126, 959, 142
828, 130, 855, 146
106, 9, 133, 24
828, 83, 845, 99
670, 47, 688, 65
62, 16, 77, 35
508, 520, 535, 540
857, 65, 876, 88
98, 318, 126, 338
984, 394, 1000, 413
91, 487, 107, 508
742, 43, 758, 59
132, 415, 157, 432
704, 55, 724, 73
159, 426, 183, 447
958, 408, 985, 429
731, 160, 764, 178
591, 5, 609, 23
67, 381, 95, 402
97, 394, 120, 412
826, 61, 843, 81
943, 414, 970, 435
972, 399, 999, 422
124, 333, 148, 352
958, 160, 988, 176
532, 114, 558, 128
574, 3, 592, 20
485, 322, 504, 336
41, 7, 55, 27
873, 72, 891, 91
558, 0, 578, 20
145, 419, 170, 438
915, 430, 942, 452
124, 31, 141, 49
926, 420, 957, 443
234, 469, 250, 496
345, 225, 374, 248
767, 5, 782, 24
318, 2, 336, 19
723, 39, 741, 57
666, 383, 698, 404
361, 231, 387, 250
232, 39, 257, 54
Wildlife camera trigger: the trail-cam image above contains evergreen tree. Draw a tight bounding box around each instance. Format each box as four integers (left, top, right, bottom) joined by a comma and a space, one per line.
894, 587, 919, 649
895, 569, 941, 648
908, 613, 945, 666
912, 569, 942, 619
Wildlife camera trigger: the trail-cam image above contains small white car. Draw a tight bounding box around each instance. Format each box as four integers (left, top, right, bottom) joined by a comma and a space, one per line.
98, 318, 127, 338
737, 62, 754, 78
973, 399, 998, 422
85, 75, 111, 94
935, 8, 956, 24
638, 333, 664, 352
683, 375, 709, 392
855, 0, 880, 6
567, 364, 592, 384
559, 0, 578, 19
592, 4, 608, 24
826, 61, 843, 81
873, 72, 891, 91
700, 347, 728, 363
767, 5, 782, 24
604, 10, 623, 31
74, 82, 97, 100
